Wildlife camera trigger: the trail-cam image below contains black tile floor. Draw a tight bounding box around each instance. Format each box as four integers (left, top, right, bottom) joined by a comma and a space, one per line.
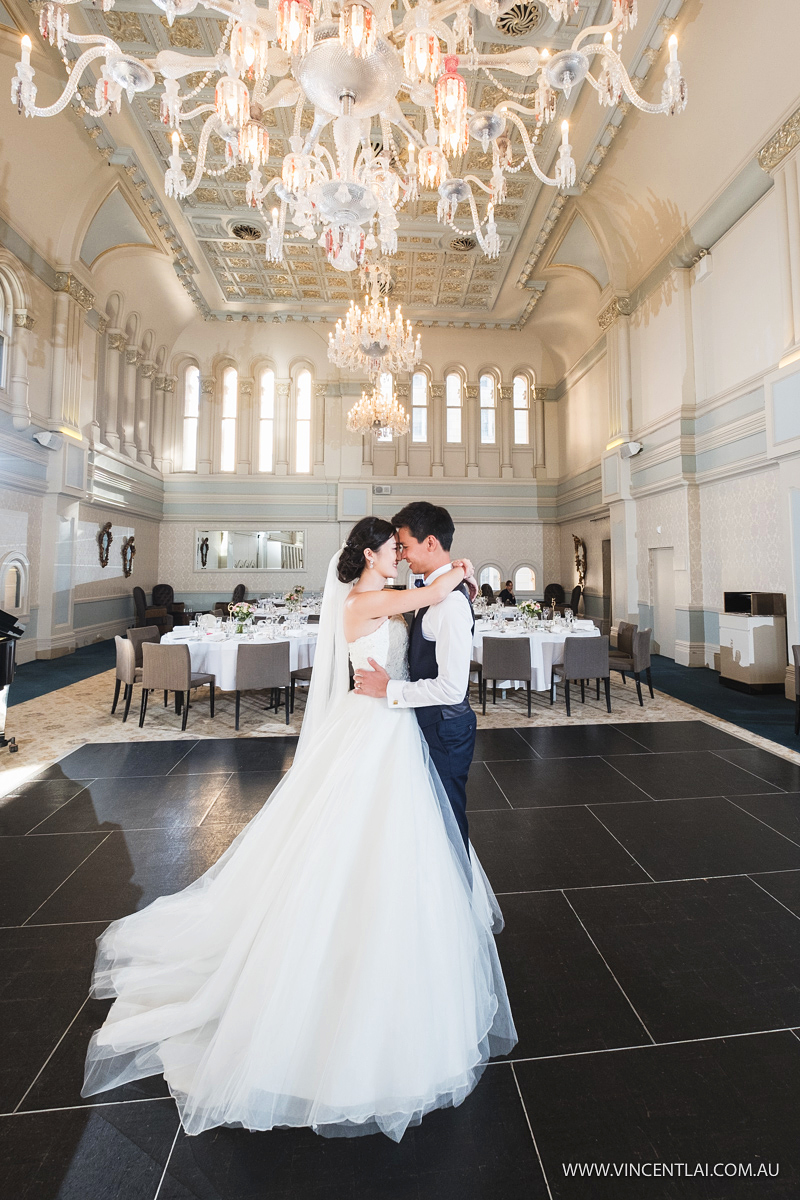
2, 720, 800, 1198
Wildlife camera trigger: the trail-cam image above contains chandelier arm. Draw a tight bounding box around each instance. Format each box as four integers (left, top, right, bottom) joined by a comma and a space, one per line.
181, 113, 222, 196
500, 106, 560, 187
431, 19, 457, 55
580, 43, 672, 114
571, 19, 621, 51
465, 191, 491, 255
179, 102, 217, 120
462, 174, 493, 197
23, 45, 110, 118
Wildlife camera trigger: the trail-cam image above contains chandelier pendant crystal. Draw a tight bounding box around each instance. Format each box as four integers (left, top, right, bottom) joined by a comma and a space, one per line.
277, 0, 314, 57
404, 8, 441, 85
215, 73, 250, 140
347, 382, 410, 438
231, 21, 270, 84
339, 0, 377, 59
435, 56, 469, 158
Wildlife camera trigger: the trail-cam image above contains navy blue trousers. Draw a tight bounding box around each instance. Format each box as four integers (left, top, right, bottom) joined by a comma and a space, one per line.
418, 709, 477, 851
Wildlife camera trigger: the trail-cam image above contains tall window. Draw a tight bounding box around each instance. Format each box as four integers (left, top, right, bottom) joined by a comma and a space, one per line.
376, 372, 394, 442
445, 372, 462, 443
182, 364, 199, 472
411, 371, 428, 442
513, 374, 530, 445
296, 369, 312, 473
479, 374, 496, 444
259, 367, 275, 471
514, 565, 536, 592
0, 282, 10, 390
220, 366, 237, 472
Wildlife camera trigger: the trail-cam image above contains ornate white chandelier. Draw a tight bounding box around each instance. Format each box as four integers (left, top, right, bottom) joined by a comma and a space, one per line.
11, 0, 687, 277
328, 260, 420, 378
346, 378, 410, 437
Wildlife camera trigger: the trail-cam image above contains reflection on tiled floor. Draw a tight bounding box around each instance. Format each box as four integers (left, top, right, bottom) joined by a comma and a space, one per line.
2, 723, 800, 1198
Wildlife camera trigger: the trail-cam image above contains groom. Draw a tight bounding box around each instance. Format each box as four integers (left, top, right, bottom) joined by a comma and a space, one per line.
354, 501, 476, 850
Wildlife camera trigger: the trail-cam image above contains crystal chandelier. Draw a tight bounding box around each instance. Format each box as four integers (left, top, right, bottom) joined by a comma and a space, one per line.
347, 380, 410, 438
328, 262, 421, 379
12, 0, 688, 284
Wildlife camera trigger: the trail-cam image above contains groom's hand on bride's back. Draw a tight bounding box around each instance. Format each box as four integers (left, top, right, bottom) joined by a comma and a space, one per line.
354, 659, 390, 698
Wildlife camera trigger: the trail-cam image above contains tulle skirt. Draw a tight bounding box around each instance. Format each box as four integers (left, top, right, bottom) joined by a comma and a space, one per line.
82, 693, 517, 1140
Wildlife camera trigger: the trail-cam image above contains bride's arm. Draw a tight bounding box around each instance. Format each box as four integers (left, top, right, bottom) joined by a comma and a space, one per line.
348, 561, 472, 621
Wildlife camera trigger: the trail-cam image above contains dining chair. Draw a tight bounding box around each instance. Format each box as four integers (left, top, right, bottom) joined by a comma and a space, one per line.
793, 646, 800, 735
139, 643, 215, 731
609, 621, 637, 663
470, 658, 483, 701
132, 586, 173, 635
235, 641, 292, 729
481, 636, 533, 717
550, 635, 610, 716
290, 664, 313, 712
112, 635, 142, 723
126, 624, 160, 668
609, 628, 653, 705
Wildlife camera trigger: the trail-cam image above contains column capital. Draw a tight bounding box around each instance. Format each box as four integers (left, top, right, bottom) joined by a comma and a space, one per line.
200, 377, 215, 395
465, 384, 479, 400
239, 378, 254, 398
140, 361, 157, 380
499, 385, 513, 402
54, 271, 95, 312
532, 387, 549, 401
162, 376, 176, 393
13, 310, 35, 331
598, 296, 632, 330
125, 346, 143, 368
107, 330, 127, 352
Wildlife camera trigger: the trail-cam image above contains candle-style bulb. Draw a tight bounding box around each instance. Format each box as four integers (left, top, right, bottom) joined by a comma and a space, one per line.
604, 32, 612, 48
561, 119, 569, 145
171, 131, 180, 156
21, 34, 31, 66
668, 33, 678, 62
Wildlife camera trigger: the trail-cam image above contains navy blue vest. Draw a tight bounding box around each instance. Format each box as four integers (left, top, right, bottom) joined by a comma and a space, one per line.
408, 581, 475, 729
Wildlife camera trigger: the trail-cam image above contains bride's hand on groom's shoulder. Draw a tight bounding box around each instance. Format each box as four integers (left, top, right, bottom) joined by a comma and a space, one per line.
451, 559, 478, 601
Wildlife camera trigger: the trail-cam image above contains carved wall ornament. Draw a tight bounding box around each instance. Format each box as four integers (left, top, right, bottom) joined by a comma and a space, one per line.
121, 535, 136, 579
465, 385, 479, 400
277, 381, 291, 398
572, 535, 587, 590
314, 383, 328, 398
107, 331, 127, 352
598, 296, 632, 330
533, 387, 549, 401
13, 311, 34, 331
201, 377, 215, 395
162, 377, 176, 393
499, 385, 513, 401
98, 522, 113, 569
199, 537, 209, 569
431, 383, 444, 398
54, 272, 95, 312
758, 105, 800, 173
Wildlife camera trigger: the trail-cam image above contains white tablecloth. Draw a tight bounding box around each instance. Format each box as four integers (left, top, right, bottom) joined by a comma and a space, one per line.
161, 630, 317, 691
472, 623, 601, 691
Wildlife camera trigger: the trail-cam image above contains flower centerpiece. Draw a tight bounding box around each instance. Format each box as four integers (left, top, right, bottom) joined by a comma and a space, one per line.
284, 584, 305, 613
518, 600, 542, 625
229, 601, 255, 634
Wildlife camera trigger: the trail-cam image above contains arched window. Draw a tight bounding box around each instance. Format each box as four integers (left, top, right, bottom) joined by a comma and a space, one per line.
479, 565, 502, 592
479, 373, 496, 444
375, 372, 394, 442
0, 278, 13, 393
259, 367, 275, 471
514, 565, 536, 592
220, 365, 237, 472
513, 374, 530, 445
0, 554, 28, 616
182, 364, 199, 472
445, 372, 462, 443
296, 369, 312, 473
411, 371, 428, 442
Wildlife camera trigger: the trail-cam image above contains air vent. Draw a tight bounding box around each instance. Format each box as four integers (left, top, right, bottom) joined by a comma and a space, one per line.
378, 276, 395, 295
231, 223, 263, 242
496, 1, 541, 37
449, 235, 477, 252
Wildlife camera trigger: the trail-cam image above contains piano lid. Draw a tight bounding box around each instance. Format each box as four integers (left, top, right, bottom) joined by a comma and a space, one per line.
0, 609, 26, 639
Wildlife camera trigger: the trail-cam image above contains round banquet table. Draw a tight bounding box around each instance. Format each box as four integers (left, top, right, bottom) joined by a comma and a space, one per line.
471, 622, 601, 692
161, 628, 317, 692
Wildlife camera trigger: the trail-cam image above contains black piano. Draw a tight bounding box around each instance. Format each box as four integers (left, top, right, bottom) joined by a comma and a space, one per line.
0, 608, 26, 752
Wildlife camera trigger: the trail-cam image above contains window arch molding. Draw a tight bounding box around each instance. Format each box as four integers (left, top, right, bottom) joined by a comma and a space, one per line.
511, 562, 539, 596
289, 358, 315, 475
0, 551, 30, 618
477, 563, 503, 593
0, 254, 34, 429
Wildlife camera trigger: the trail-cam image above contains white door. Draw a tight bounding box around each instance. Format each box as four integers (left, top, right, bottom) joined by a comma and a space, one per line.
651, 546, 676, 659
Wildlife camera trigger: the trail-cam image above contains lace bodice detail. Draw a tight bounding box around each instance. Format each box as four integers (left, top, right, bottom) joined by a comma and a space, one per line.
348, 615, 410, 681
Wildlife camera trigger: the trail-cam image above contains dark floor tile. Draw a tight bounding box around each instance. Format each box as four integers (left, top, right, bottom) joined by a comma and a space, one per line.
30, 826, 243, 925
34, 741, 198, 781
32, 774, 232, 835
467, 763, 512, 812
497, 892, 650, 1059
590, 796, 800, 881
607, 751, 781, 800
469, 809, 649, 893
715, 746, 800, 792
486, 757, 651, 809
0, 923, 106, 1112
749, 869, 800, 919
567, 876, 800, 1041
0, 1099, 180, 1200
516, 725, 650, 759
472, 729, 538, 762
18, 997, 170, 1112
0, 779, 93, 836
158, 1062, 548, 1200
169, 737, 296, 774
201, 771, 286, 824
612, 719, 748, 753
516, 1032, 800, 1199
726, 792, 800, 848
0, 833, 106, 926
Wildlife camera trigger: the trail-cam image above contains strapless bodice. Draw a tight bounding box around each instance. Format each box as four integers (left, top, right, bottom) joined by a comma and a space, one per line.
348, 615, 410, 681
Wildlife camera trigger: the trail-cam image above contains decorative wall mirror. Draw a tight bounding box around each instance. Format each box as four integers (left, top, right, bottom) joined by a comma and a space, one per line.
121, 536, 136, 578
196, 530, 304, 571
98, 522, 113, 568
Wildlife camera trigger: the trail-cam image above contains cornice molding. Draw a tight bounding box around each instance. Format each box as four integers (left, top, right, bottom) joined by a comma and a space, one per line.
54, 271, 94, 312
598, 296, 632, 330
758, 104, 800, 174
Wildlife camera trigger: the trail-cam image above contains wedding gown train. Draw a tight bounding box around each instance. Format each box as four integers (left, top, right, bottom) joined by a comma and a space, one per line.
82, 614, 517, 1140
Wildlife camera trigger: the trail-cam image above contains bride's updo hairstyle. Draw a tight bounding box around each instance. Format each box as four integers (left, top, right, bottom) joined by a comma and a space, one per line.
337, 517, 397, 583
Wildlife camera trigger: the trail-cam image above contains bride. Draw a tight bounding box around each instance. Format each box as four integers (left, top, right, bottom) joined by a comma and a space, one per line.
82, 517, 517, 1141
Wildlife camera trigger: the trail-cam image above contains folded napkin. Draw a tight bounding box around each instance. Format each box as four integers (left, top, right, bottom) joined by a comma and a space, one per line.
204, 632, 226, 642
573, 619, 596, 630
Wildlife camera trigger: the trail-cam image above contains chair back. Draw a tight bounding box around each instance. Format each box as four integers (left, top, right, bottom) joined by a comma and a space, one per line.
616, 621, 637, 657
141, 642, 191, 692
307, 614, 320, 624
236, 641, 291, 690
569, 585, 582, 611
114, 635, 138, 685
632, 628, 652, 673
231, 583, 247, 605
152, 584, 175, 608
543, 583, 565, 607
132, 586, 147, 625
563, 635, 610, 680
126, 624, 160, 667
794, 645, 800, 696
482, 636, 532, 683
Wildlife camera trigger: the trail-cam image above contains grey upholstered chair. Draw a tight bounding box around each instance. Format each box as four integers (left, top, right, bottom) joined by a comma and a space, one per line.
551, 635, 611, 716
139, 642, 215, 731
793, 645, 800, 735
609, 621, 637, 660
470, 657, 483, 700
235, 641, 292, 729
132, 586, 173, 635
112, 635, 142, 723
609, 628, 653, 705
126, 624, 160, 668
481, 636, 533, 717
290, 664, 313, 713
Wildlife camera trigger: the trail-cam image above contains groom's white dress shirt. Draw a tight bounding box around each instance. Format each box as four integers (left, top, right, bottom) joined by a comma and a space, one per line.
385, 563, 473, 710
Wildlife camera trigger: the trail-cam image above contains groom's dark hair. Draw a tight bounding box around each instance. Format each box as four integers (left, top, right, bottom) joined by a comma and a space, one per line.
392, 502, 455, 551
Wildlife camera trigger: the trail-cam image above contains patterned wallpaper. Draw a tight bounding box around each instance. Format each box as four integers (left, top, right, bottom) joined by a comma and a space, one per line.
636, 488, 690, 607
74, 504, 161, 600
0, 487, 43, 609
698, 468, 785, 609
559, 515, 610, 600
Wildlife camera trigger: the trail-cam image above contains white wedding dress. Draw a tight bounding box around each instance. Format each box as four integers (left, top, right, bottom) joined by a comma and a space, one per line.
82, 588, 517, 1141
